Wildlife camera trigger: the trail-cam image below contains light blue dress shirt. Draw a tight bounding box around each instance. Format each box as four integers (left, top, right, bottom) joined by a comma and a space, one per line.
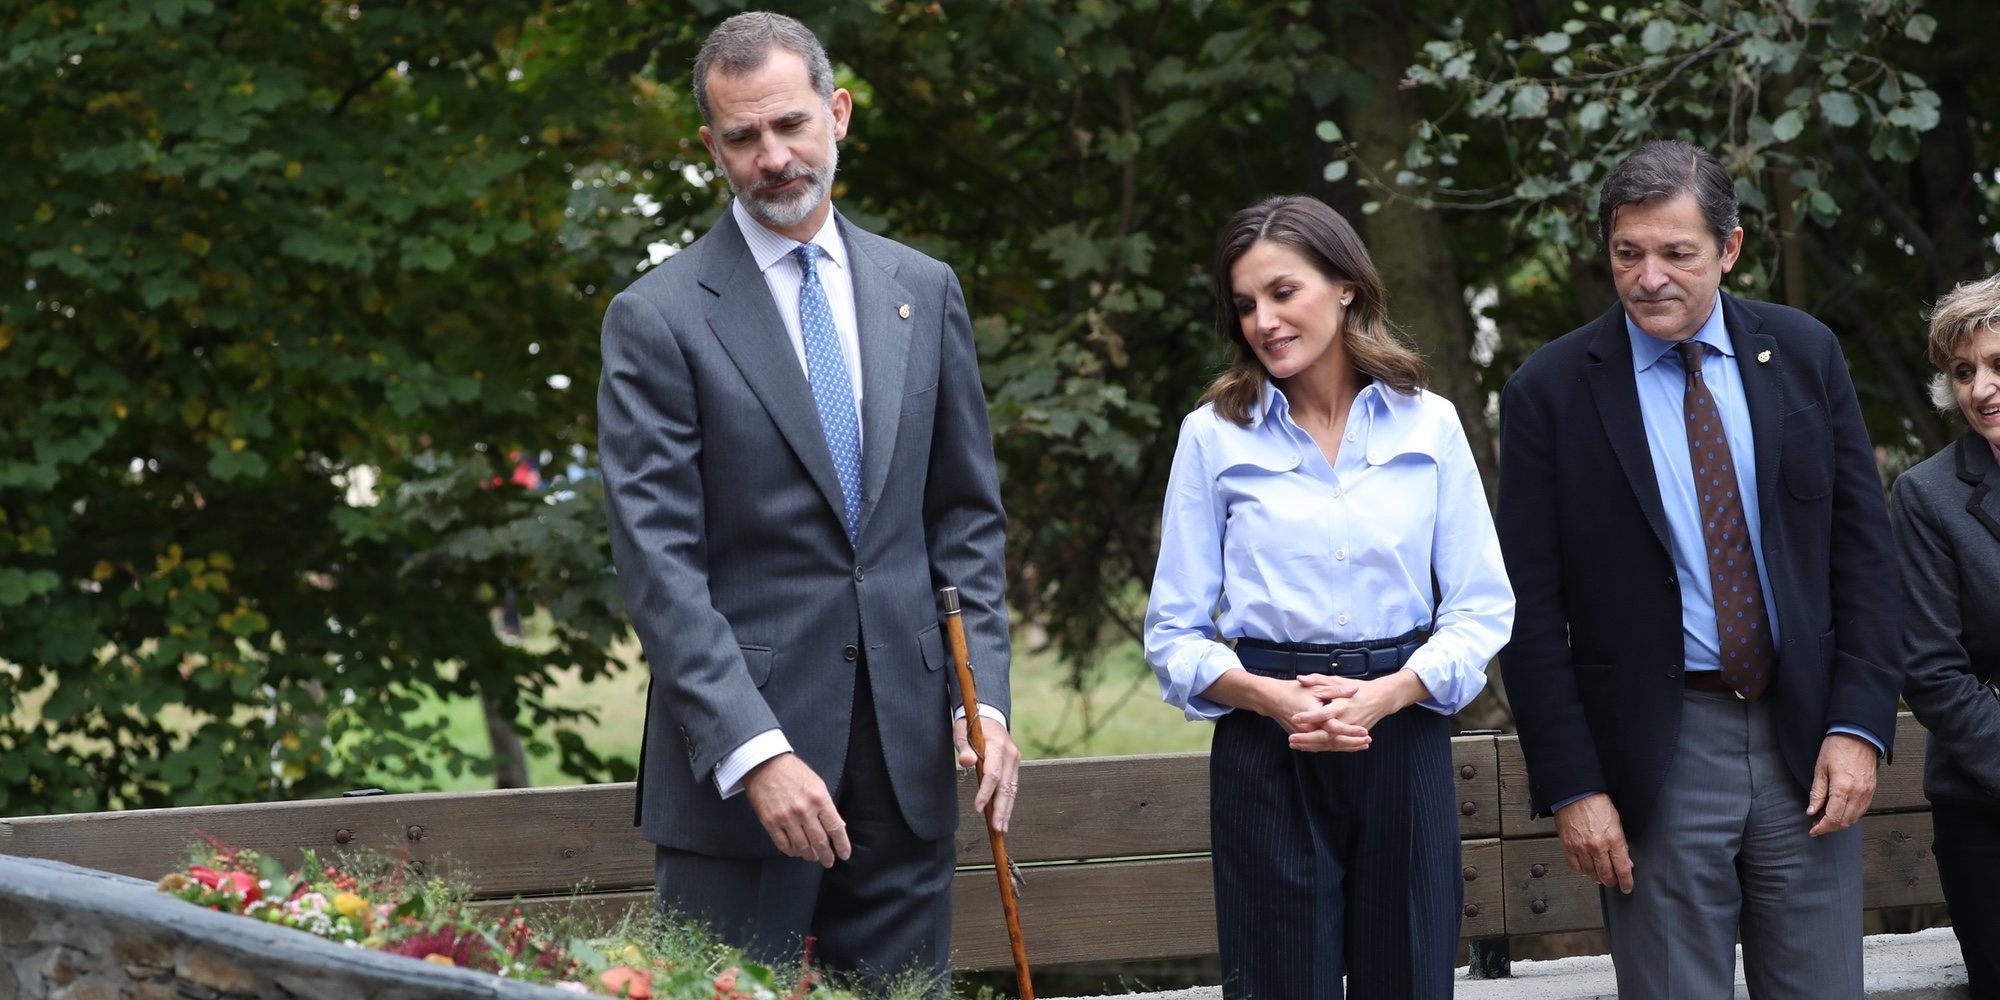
1627, 298, 1784, 672
1625, 297, 1881, 757
1144, 379, 1515, 720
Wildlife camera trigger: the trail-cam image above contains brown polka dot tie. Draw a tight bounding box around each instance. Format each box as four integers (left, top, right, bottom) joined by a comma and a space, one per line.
1677, 341, 1774, 700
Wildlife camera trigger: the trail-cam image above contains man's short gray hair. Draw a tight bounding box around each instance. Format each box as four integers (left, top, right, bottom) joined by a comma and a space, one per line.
1597, 140, 1741, 254
691, 12, 836, 126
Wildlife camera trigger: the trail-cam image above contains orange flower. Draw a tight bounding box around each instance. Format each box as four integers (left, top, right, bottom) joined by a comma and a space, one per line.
600, 967, 653, 999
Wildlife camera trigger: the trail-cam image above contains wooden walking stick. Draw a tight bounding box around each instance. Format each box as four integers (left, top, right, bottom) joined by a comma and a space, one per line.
938, 585, 1034, 1000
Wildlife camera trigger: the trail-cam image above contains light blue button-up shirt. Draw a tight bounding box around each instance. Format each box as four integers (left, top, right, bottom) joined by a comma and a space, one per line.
1143, 380, 1515, 720
1621, 295, 1881, 759
1627, 297, 1785, 672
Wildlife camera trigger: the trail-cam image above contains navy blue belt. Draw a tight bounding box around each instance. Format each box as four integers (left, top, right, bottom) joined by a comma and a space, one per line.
1234, 627, 1430, 680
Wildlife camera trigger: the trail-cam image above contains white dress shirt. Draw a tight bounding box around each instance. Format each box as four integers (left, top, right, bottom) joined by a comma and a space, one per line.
731, 199, 865, 416
1144, 379, 1515, 720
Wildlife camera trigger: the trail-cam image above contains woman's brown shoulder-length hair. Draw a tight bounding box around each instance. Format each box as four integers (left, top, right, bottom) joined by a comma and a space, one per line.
1199, 195, 1427, 425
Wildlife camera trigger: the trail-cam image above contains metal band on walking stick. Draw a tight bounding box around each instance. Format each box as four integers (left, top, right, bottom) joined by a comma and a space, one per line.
938, 585, 1034, 999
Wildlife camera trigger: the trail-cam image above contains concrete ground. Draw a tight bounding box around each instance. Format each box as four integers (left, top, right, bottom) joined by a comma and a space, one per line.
1053, 927, 1971, 999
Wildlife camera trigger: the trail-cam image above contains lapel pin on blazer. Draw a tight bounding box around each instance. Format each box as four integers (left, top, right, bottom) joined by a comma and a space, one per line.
898, 303, 911, 320
1757, 350, 1772, 363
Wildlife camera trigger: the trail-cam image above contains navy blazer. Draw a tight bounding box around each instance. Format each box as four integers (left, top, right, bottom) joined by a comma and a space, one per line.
1495, 293, 1902, 839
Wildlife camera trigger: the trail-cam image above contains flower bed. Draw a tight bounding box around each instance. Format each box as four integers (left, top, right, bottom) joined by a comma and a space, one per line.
156, 839, 877, 1000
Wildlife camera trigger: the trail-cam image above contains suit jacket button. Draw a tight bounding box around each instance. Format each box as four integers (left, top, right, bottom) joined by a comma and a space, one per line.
854, 566, 865, 582
843, 644, 859, 662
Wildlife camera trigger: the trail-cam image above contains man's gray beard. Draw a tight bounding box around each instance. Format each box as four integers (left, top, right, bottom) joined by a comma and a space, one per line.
735, 142, 839, 231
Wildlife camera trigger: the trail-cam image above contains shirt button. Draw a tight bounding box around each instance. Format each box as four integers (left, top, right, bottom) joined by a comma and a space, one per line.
1334, 549, 1346, 560
1337, 614, 1350, 626
1346, 432, 1356, 441
1330, 487, 1342, 499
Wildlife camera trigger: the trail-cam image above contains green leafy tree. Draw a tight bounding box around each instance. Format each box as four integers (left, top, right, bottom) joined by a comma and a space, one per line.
1369, 0, 1996, 457
0, 0, 662, 812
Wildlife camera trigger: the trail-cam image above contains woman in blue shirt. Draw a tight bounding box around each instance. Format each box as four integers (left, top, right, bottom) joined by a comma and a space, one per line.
1145, 195, 1514, 999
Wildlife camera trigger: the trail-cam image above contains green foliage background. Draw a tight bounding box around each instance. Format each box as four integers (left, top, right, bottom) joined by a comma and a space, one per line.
4, 0, 1992, 814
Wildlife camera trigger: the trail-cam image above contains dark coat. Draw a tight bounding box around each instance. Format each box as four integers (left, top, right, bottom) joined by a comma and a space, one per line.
1891, 432, 2000, 807
1495, 293, 1903, 839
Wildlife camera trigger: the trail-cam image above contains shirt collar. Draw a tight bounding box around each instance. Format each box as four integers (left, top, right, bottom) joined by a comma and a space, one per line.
1626, 292, 1732, 373
1253, 377, 1385, 428
731, 199, 847, 276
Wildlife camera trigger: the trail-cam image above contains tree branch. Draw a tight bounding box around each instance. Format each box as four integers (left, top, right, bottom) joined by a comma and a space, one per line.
331, 61, 396, 118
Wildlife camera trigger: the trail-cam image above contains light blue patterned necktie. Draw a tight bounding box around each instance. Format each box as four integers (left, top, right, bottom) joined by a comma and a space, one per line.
793, 243, 862, 540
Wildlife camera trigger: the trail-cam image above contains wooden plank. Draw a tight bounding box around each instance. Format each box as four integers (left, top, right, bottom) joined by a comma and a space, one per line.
1452, 736, 1502, 839
1499, 837, 1600, 935
1497, 812, 1946, 937
1861, 812, 1944, 909
954, 737, 1502, 863
956, 753, 1210, 864
1460, 838, 1505, 939
1495, 735, 1555, 838
475, 870, 1215, 973
1871, 714, 1932, 813
492, 851, 1506, 971
0, 750, 1214, 899
0, 783, 654, 898
471, 889, 652, 929
951, 857, 1216, 969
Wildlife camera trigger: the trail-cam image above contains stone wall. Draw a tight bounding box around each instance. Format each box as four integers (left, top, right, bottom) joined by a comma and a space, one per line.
0, 854, 579, 1000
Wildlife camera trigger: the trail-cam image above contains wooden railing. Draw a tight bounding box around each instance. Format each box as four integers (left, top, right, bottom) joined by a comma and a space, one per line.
0, 714, 1943, 970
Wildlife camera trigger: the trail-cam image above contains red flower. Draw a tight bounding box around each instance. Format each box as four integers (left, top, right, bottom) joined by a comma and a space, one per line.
185, 866, 261, 905
383, 927, 489, 970
223, 871, 261, 903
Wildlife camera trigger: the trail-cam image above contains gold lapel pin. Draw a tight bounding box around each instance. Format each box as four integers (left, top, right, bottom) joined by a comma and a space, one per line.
898, 304, 911, 320
1757, 350, 1772, 363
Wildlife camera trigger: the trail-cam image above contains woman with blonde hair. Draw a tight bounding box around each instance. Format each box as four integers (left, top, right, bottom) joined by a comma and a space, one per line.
1143, 194, 1514, 998
1891, 271, 2000, 999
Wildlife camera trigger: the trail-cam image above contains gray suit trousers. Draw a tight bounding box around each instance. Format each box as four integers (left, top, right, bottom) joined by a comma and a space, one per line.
1603, 688, 1863, 999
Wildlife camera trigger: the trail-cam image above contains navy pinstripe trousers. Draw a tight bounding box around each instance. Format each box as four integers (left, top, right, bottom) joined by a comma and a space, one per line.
1209, 703, 1460, 999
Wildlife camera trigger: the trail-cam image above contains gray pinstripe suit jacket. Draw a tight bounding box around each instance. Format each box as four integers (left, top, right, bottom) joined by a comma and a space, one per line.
597, 205, 1011, 856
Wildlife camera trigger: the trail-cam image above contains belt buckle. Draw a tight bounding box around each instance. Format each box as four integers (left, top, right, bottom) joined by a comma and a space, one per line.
1334, 650, 1367, 678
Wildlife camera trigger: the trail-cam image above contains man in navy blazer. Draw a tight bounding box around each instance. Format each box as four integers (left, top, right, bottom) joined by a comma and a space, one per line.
1496, 141, 1901, 998
596, 11, 1017, 991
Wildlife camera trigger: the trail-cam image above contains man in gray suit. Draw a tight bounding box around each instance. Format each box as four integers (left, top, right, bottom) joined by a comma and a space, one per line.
597, 12, 1019, 990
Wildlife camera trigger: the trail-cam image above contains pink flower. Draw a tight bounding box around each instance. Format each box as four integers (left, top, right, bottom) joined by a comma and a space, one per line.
600, 967, 653, 999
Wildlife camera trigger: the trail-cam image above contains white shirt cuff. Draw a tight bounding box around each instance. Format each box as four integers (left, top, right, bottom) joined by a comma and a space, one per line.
953, 702, 1009, 731
713, 728, 791, 799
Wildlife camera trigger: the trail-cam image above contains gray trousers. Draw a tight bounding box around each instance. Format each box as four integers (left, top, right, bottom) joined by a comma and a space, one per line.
1603, 688, 1863, 999
652, 660, 955, 996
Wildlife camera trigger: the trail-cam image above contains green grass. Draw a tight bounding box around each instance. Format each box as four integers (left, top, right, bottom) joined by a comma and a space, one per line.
400, 631, 1209, 792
